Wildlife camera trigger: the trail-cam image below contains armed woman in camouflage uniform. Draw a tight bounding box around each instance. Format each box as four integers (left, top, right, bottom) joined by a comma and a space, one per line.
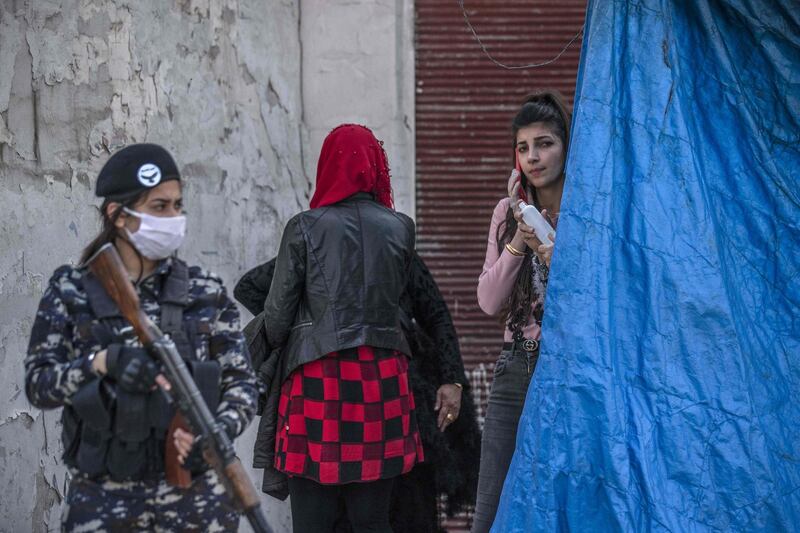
24, 144, 258, 532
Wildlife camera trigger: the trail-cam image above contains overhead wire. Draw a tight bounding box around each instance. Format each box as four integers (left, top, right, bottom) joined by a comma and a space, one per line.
457, 0, 585, 70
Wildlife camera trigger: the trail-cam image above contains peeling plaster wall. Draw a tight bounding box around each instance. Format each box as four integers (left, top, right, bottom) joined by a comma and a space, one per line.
300, 0, 416, 215
0, 1, 415, 531
0, 1, 305, 531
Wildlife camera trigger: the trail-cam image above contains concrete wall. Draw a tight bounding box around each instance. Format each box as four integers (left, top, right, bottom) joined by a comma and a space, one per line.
0, 1, 308, 530
301, 0, 415, 216
0, 1, 414, 532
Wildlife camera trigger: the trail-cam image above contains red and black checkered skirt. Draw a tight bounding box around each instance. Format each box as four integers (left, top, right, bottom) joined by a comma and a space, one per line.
274, 346, 424, 484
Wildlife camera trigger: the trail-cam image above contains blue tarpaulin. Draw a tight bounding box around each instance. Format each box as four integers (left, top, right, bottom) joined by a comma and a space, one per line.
491, 1, 800, 531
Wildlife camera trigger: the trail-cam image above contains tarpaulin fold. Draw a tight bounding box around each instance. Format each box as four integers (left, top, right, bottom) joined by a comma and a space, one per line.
491, 0, 800, 531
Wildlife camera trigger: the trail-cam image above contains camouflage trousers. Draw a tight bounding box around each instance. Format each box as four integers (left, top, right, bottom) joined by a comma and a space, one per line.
62, 469, 239, 532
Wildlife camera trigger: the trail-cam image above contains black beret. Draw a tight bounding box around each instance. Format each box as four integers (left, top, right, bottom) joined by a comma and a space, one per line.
95, 143, 181, 200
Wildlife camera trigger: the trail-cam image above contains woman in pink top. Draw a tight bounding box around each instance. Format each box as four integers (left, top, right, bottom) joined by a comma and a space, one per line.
471, 90, 571, 533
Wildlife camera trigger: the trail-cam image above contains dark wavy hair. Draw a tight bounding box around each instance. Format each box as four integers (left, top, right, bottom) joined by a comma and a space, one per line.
496, 89, 571, 332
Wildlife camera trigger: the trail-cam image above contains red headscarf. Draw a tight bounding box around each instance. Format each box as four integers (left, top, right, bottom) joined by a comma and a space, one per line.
309, 124, 394, 209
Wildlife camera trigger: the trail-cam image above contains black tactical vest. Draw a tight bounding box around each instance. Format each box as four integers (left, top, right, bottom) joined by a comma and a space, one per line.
62, 260, 221, 481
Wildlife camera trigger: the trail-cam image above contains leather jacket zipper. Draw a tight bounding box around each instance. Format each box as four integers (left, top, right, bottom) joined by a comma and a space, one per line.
291, 321, 312, 330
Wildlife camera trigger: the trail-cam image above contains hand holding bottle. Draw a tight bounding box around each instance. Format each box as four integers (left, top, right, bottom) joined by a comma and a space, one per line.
518, 202, 555, 246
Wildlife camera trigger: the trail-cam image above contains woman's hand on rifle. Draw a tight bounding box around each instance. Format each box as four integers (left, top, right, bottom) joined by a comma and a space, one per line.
174, 427, 196, 465
174, 417, 237, 468
91, 345, 171, 394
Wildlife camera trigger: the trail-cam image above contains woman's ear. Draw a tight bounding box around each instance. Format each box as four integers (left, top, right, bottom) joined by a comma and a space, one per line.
106, 202, 126, 229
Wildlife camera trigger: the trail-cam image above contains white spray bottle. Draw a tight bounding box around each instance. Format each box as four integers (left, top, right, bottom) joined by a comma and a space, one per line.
519, 202, 555, 247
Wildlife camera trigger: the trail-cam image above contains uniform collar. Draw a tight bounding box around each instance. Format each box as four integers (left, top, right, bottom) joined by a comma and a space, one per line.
139, 256, 173, 284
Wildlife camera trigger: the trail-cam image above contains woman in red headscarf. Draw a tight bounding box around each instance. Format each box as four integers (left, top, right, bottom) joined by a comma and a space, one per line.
263, 125, 424, 533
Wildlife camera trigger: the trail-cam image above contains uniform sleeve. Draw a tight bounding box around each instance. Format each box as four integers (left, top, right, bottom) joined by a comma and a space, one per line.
210, 284, 258, 437
476, 198, 526, 316
408, 253, 468, 387
25, 274, 95, 409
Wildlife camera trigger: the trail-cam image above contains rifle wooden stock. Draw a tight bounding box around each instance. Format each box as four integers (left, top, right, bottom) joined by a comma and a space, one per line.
86, 243, 157, 345
165, 413, 193, 488
86, 243, 272, 533
202, 450, 263, 510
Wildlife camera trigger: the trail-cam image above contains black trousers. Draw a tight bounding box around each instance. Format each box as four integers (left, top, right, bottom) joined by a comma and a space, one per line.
333, 463, 439, 533
289, 475, 395, 533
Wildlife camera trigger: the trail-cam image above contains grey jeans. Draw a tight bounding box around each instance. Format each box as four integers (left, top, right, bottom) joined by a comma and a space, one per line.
471, 347, 538, 533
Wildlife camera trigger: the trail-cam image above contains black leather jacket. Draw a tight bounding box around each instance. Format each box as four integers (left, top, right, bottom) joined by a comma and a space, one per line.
264, 193, 415, 380
236, 252, 479, 505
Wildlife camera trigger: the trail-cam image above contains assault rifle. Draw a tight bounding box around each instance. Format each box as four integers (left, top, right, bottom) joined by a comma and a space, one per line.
87, 243, 272, 533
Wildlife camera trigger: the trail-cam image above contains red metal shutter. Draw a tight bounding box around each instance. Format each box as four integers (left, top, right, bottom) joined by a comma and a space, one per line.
415, 0, 587, 371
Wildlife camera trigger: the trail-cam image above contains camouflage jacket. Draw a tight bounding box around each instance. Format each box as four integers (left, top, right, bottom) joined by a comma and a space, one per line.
25, 257, 257, 437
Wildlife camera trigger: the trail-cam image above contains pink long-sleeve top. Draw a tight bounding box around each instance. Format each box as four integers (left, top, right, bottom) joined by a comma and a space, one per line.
477, 197, 542, 342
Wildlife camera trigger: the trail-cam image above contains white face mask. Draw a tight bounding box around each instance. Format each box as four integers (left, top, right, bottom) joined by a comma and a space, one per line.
123, 208, 186, 260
